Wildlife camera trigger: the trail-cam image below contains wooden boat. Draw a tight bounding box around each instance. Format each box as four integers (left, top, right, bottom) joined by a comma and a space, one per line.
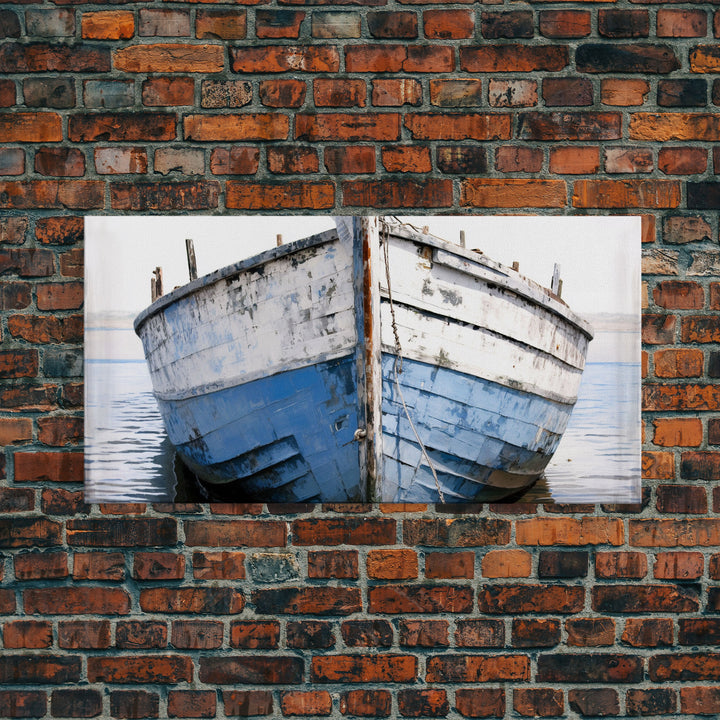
134, 217, 593, 503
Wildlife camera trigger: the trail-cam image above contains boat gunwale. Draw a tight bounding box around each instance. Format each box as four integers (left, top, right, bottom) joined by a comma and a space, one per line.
133, 227, 340, 335
382, 221, 595, 341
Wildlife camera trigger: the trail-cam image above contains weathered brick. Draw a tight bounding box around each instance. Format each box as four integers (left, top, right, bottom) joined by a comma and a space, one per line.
659, 147, 707, 175
626, 688, 676, 716
369, 585, 473, 614
3, 620, 52, 649
576, 44, 679, 73
489, 80, 537, 108
455, 620, 503, 648
324, 146, 375, 175
400, 619, 449, 648
537, 654, 642, 684
209, 147, 258, 176
481, 549, 531, 578
593, 584, 699, 613
255, 10, 303, 39
658, 79, 707, 107
110, 181, 219, 211
83, 79, 133, 109
346, 45, 452, 73
654, 551, 704, 579
0, 656, 80, 684
598, 9, 649, 38
201, 80, 252, 109
460, 45, 567, 72
516, 517, 623, 546
200, 656, 303, 685
601, 78, 649, 107
650, 653, 720, 682
425, 9, 474, 38
398, 689, 448, 718
171, 621, 222, 650
372, 78, 421, 107
280, 691, 331, 717
227, 180, 333, 210
51, 689, 102, 718
455, 689, 505, 718
340, 690, 391, 717
519, 112, 621, 141
142, 77, 193, 107
154, 147, 204, 176
25, 587, 130, 615
82, 10, 134, 40
69, 113, 175, 142
140, 587, 243, 614
479, 585, 584, 614
232, 45, 339, 73
427, 655, 529, 683
653, 418, 703, 447
89, 656, 192, 684
496, 146, 542, 173
14, 452, 82, 482
0, 42, 110, 73
630, 112, 720, 141
116, 621, 167, 650
538, 551, 588, 578
514, 688, 563, 718
167, 690, 215, 719
314, 78, 365, 108
604, 147, 653, 173
543, 78, 593, 107
58, 620, 110, 650
463, 178, 565, 208
539, 10, 590, 38
0, 148, 23, 175
73, 552, 124, 581
566, 618, 616, 647
222, 691, 273, 717
253, 587, 360, 615
311, 12, 360, 39
367, 11, 417, 38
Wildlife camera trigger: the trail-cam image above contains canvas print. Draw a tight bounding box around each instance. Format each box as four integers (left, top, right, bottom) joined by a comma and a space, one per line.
85, 215, 641, 505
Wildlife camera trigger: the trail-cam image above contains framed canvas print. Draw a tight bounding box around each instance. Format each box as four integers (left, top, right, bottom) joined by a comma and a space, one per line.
84, 215, 641, 505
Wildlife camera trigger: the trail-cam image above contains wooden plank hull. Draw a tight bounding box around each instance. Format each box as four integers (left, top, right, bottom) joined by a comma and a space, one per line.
135, 219, 593, 503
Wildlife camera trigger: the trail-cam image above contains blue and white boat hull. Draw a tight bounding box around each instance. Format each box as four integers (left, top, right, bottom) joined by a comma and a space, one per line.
134, 218, 593, 503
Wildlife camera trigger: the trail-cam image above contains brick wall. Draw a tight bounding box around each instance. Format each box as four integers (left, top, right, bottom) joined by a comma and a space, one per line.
1, 1, 720, 718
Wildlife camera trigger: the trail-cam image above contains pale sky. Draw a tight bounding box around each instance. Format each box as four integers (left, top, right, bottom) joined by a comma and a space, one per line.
86, 215, 640, 319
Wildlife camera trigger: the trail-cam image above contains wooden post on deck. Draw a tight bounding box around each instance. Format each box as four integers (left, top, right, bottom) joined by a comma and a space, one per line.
185, 239, 197, 281
276, 234, 283, 247
459, 230, 466, 248
151, 266, 163, 302
551, 263, 562, 297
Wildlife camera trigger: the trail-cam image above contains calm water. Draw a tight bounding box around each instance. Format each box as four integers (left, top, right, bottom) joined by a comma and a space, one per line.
85, 329, 640, 505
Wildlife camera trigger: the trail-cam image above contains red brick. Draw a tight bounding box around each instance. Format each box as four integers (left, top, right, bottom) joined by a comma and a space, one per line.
682, 316, 720, 343
324, 146, 375, 175
340, 690, 391, 717
0, 656, 80, 685
231, 45, 339, 73
37, 416, 82, 446
573, 179, 681, 208
0, 488, 34, 514
367, 548, 418, 579
281, 691, 332, 717
200, 656, 302, 685
209, 147, 259, 175
539, 10, 590, 38
3, 620, 52, 649
192, 551, 245, 579
342, 620, 392, 647
69, 112, 175, 142
496, 146, 542, 173
184, 114, 287, 141
424, 10, 474, 38
462, 178, 566, 208
642, 314, 676, 344
311, 655, 416, 683
549, 146, 599, 174
258, 79, 306, 108
460, 45, 567, 72
650, 653, 720, 682
222, 691, 273, 718
455, 689, 505, 718
479, 585, 584, 614
653, 417, 703, 447
0, 216, 28, 244
0, 112, 62, 142
369, 585, 472, 614
372, 78, 421, 107
89, 656, 192, 684
455, 620, 503, 648
601, 78, 650, 106
0, 43, 109, 73
599, 9, 649, 38
114, 43, 222, 73
654, 551, 704, 579
0, 148, 24, 175
253, 587, 359, 616
653, 280, 704, 308
81, 10, 134, 39
297, 112, 399, 141
488, 79, 537, 108
307, 549, 359, 579
430, 79, 482, 107
481, 549, 531, 578
659, 147, 707, 175
537, 654, 642, 684
287, 620, 334, 649
293, 517, 394, 545
568, 690, 619, 718
658, 9, 707, 37
512, 619, 560, 648
516, 517, 623, 546
425, 551, 474, 579
367, 11, 417, 38
630, 112, 720, 141
167, 690, 215, 719
255, 10, 304, 39
514, 688, 563, 718
398, 689, 448, 718
398, 619, 449, 648
111, 691, 159, 720
565, 618, 616, 647
116, 621, 167, 650
58, 620, 110, 650
681, 687, 720, 715
630, 518, 720, 547
141, 77, 193, 107
51, 689, 102, 718
134, 552, 185, 580
230, 621, 279, 649
381, 145, 431, 173
626, 688, 676, 716
0, 80, 14, 108
95, 147, 148, 174
643, 383, 720, 412
604, 146, 653, 173
0, 181, 103, 210
314, 78, 365, 107
346, 45, 452, 73
0, 350, 37, 379
404, 518, 509, 546
139, 587, 243, 614
73, 552, 124, 581
427, 655, 529, 683
196, 9, 246, 39
406, 113, 509, 141
36, 281, 83, 311
226, 181, 333, 210
171, 621, 222, 650
0, 417, 31, 445
25, 587, 130, 615
267, 146, 319, 174
543, 77, 593, 107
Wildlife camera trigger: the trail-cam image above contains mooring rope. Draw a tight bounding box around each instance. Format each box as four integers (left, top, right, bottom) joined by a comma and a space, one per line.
380, 218, 446, 504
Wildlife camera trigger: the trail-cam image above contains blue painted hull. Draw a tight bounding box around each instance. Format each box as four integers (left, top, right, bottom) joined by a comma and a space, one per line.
156, 356, 363, 503
157, 353, 571, 503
